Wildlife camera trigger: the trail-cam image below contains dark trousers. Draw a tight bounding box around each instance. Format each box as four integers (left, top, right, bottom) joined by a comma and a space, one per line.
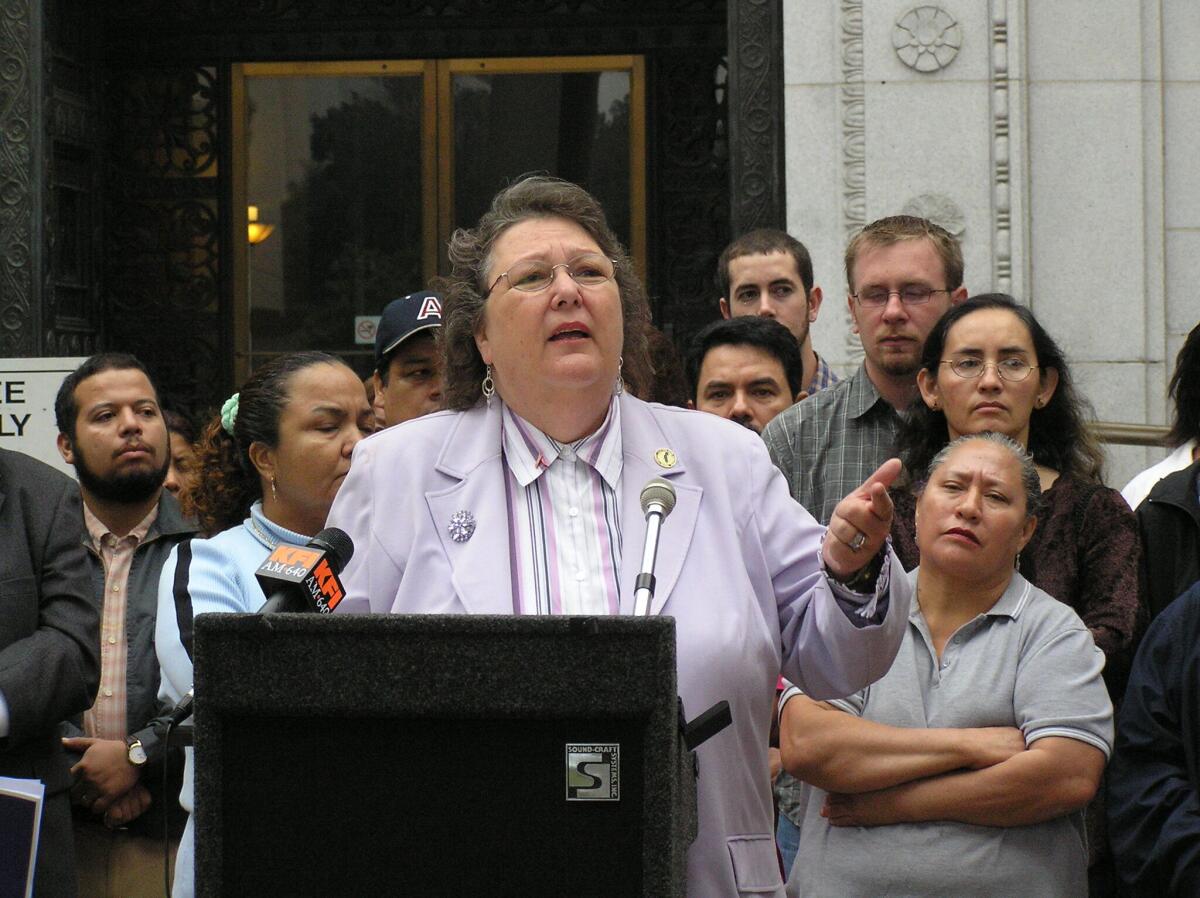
35, 791, 79, 898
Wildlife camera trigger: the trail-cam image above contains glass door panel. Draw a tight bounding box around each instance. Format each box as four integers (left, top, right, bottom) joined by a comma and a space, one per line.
450, 70, 630, 247
236, 62, 433, 377
439, 56, 644, 281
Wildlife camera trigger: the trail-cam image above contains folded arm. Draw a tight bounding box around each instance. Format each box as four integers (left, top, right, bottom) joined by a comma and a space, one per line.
780, 694, 1026, 794
824, 736, 1105, 828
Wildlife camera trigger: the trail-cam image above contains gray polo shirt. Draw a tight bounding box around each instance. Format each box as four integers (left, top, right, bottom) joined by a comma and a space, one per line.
784, 569, 1113, 898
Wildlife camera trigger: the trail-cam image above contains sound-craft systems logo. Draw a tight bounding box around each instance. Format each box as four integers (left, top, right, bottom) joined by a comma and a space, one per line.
565, 743, 620, 801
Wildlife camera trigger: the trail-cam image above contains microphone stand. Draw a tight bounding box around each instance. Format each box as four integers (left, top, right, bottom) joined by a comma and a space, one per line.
634, 478, 676, 616
632, 478, 733, 755
633, 507, 668, 616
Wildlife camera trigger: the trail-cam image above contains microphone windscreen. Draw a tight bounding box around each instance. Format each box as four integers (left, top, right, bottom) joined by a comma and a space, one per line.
639, 478, 677, 517
310, 527, 354, 572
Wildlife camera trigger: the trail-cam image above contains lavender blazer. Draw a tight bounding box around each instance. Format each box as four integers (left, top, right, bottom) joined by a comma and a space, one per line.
326, 393, 910, 897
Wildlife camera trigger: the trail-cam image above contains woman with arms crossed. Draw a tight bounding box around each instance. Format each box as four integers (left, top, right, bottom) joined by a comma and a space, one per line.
782, 434, 1112, 897
155, 351, 373, 898
326, 177, 913, 897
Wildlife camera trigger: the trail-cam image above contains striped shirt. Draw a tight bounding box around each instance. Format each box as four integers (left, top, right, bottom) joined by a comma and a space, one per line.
501, 398, 623, 616
82, 502, 158, 740
762, 362, 901, 525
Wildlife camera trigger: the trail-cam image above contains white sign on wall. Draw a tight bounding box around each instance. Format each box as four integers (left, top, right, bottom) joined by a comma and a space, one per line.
0, 358, 87, 475
355, 316, 381, 346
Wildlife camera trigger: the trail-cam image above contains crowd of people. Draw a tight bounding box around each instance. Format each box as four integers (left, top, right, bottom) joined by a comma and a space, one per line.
3, 174, 1199, 897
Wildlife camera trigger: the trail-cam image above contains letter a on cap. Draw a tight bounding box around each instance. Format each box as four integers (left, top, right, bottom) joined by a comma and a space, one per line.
417, 296, 442, 320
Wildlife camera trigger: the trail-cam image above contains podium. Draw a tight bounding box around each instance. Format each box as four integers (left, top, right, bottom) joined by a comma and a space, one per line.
191, 614, 698, 897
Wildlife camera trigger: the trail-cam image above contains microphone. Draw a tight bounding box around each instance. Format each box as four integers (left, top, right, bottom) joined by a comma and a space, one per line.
256, 527, 355, 614
633, 478, 677, 616
164, 688, 194, 728
158, 529, 357, 730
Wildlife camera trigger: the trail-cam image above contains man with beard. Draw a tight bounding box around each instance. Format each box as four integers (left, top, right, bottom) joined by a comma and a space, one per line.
686, 317, 805, 434
761, 216, 965, 875
54, 353, 197, 898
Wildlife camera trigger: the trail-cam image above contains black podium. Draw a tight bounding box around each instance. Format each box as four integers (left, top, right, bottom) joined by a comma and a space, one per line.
191, 614, 697, 897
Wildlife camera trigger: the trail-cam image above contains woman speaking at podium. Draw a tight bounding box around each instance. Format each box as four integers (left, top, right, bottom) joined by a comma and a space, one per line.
326, 177, 912, 897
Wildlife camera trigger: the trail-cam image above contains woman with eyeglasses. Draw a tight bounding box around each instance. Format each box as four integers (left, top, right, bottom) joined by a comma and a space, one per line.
327, 176, 914, 897
888, 293, 1141, 894
891, 294, 1141, 679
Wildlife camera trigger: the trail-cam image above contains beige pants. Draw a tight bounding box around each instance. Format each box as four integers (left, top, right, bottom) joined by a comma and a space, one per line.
74, 819, 178, 898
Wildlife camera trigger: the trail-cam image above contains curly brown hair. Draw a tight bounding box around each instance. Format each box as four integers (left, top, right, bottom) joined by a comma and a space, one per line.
440, 176, 651, 411
184, 351, 347, 535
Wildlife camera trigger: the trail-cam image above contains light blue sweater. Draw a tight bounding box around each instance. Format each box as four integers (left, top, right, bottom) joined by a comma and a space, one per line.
155, 502, 311, 898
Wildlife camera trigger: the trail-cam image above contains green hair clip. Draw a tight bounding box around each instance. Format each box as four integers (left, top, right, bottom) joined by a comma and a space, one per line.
220, 393, 240, 436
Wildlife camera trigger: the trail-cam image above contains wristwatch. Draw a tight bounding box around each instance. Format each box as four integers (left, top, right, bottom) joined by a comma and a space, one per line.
125, 735, 148, 767
830, 548, 885, 592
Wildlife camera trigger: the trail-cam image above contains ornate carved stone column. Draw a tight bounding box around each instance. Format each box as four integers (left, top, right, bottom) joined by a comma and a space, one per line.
727, 0, 786, 235
0, 0, 40, 355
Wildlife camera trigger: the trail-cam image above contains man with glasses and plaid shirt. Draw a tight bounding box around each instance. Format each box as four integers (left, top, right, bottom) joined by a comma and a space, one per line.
761, 214, 967, 874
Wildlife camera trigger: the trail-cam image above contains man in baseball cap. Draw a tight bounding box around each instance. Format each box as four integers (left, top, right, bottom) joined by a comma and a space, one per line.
372, 289, 444, 428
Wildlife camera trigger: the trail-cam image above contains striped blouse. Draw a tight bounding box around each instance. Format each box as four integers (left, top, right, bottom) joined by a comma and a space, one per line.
500, 398, 624, 616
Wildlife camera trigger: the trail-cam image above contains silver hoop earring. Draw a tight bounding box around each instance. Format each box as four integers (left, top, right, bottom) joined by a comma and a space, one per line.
482, 364, 495, 407
613, 356, 624, 396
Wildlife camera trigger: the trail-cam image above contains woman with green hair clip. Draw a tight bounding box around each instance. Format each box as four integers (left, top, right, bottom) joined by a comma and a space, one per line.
153, 350, 373, 898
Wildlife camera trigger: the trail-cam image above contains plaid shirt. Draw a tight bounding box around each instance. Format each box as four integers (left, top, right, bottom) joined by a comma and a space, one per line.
762, 362, 901, 526
805, 353, 840, 396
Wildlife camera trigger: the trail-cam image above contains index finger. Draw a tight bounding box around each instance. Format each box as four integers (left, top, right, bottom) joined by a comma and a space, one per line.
859, 458, 902, 493
61, 736, 95, 751
867, 479, 895, 522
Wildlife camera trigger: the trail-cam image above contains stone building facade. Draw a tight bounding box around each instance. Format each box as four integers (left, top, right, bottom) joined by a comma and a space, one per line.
785, 0, 1199, 485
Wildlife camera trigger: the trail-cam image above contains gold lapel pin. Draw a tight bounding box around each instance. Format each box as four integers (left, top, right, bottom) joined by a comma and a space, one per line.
654, 448, 677, 469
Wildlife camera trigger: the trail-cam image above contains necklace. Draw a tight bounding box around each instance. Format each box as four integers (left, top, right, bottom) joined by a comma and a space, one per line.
248, 515, 281, 550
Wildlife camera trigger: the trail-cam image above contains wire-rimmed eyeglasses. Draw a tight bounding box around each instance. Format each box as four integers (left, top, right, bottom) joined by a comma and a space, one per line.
852, 286, 951, 307
488, 254, 617, 295
940, 358, 1039, 383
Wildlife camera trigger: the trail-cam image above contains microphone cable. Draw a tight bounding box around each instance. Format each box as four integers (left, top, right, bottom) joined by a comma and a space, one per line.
162, 717, 178, 898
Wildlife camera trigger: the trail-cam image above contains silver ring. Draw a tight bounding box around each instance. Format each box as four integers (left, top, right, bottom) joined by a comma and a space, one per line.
849, 530, 867, 552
